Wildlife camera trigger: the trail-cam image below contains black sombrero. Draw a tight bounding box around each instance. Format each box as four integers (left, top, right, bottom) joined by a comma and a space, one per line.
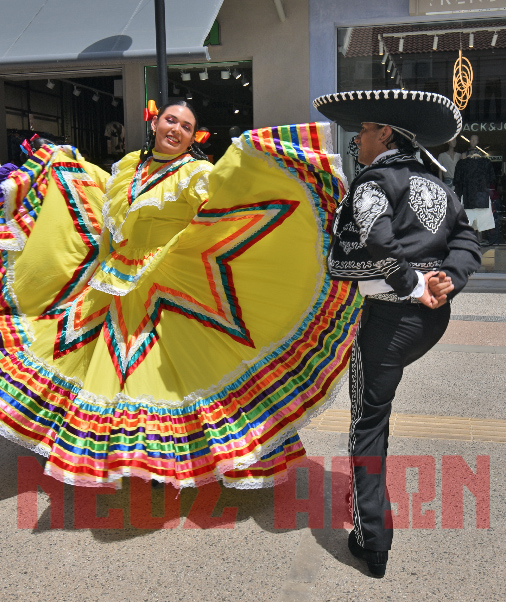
313, 90, 462, 148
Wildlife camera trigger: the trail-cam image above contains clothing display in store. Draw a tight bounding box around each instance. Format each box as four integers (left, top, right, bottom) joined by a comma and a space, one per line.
104, 121, 125, 157
454, 151, 496, 232
437, 139, 460, 189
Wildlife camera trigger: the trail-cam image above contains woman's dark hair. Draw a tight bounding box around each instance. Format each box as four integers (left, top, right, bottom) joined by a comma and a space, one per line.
19, 135, 56, 164
140, 100, 207, 162
384, 128, 417, 155
32, 137, 55, 152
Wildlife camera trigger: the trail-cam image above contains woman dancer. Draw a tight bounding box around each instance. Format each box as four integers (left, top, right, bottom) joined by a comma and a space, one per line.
0, 102, 362, 489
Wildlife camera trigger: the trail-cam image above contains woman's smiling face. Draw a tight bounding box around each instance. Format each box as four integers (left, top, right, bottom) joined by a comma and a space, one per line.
151, 105, 196, 155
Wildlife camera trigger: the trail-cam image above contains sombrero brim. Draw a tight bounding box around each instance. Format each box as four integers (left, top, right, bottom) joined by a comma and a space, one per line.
313, 90, 462, 147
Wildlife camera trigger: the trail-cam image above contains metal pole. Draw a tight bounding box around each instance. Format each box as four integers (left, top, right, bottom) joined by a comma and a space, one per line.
154, 0, 168, 106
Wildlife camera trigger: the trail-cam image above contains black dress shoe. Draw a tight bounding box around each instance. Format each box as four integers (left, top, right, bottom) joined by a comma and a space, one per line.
348, 530, 388, 578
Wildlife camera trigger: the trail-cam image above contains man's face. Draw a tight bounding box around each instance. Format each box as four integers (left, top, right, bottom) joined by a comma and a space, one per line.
354, 122, 389, 165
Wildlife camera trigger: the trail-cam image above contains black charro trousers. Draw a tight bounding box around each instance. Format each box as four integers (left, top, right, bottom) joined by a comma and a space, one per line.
349, 297, 451, 551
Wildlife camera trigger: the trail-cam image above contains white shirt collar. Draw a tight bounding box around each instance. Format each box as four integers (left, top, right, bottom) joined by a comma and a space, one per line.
372, 149, 399, 164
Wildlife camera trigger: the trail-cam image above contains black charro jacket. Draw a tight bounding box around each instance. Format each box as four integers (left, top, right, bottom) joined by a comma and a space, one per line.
454, 154, 495, 209
327, 153, 481, 298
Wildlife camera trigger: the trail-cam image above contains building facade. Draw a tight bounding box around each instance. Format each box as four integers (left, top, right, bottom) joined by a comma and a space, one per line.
0, 0, 310, 166
310, 0, 506, 256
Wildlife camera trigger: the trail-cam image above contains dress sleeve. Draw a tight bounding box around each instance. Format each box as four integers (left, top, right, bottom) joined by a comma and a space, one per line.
184, 161, 213, 214
352, 179, 419, 296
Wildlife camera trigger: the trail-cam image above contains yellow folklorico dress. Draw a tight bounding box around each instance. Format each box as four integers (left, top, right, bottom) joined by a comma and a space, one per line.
0, 124, 362, 489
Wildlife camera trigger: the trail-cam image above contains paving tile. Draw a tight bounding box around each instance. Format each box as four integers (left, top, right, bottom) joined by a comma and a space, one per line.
306, 407, 506, 444
472, 434, 506, 442
440, 320, 506, 346
394, 432, 473, 440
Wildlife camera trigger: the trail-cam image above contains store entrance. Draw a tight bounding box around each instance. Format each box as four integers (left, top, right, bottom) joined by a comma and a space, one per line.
145, 61, 253, 163
4, 72, 124, 170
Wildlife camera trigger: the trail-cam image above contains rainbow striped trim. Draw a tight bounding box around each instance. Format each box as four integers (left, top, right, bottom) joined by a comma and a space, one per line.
0, 145, 55, 251
41, 162, 102, 315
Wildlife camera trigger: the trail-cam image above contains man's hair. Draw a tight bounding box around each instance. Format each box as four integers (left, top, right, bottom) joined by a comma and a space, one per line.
383, 127, 417, 155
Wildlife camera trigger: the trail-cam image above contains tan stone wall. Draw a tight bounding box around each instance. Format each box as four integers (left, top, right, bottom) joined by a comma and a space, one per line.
210, 0, 310, 128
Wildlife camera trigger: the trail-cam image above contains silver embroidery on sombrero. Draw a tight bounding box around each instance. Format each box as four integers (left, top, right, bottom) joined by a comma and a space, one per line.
352, 182, 389, 245
408, 176, 447, 234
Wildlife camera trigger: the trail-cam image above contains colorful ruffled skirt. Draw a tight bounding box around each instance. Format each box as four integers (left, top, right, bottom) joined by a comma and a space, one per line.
0, 124, 362, 488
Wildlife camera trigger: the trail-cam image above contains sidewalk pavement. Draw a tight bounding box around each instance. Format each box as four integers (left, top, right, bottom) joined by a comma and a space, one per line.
0, 292, 504, 602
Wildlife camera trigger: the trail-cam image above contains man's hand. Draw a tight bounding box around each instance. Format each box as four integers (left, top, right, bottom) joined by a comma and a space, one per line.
429, 271, 454, 308
418, 271, 453, 309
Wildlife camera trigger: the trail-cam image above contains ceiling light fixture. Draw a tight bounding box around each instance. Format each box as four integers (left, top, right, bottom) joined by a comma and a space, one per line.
199, 69, 208, 81
241, 75, 249, 87
378, 37, 384, 55
92, 92, 100, 102
181, 71, 191, 81
111, 98, 119, 107
398, 38, 404, 52
492, 31, 498, 46
387, 59, 393, 72
469, 32, 474, 48
232, 69, 241, 79
46, 79, 55, 90
391, 67, 396, 79
433, 35, 439, 50
381, 53, 388, 65
72, 86, 81, 97
172, 84, 180, 95
221, 69, 230, 79
186, 90, 193, 100
233, 106, 239, 114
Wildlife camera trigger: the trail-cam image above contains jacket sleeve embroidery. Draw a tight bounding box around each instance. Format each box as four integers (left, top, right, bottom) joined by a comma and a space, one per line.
408, 176, 447, 234
352, 182, 389, 245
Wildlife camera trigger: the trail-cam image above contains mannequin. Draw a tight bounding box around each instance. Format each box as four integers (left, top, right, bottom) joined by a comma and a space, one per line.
454, 137, 495, 241
461, 134, 482, 159
104, 121, 125, 157
438, 138, 461, 188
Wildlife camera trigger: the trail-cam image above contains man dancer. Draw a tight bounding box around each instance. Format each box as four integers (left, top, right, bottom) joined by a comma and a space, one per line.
314, 90, 481, 577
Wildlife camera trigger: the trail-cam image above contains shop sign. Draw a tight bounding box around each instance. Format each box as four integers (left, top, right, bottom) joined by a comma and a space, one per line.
463, 122, 506, 132
410, 0, 506, 16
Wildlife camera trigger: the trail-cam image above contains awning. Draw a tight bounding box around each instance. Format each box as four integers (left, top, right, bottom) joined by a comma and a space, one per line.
0, 0, 224, 68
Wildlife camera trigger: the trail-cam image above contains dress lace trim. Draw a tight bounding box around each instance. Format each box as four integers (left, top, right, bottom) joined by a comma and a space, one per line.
0, 423, 51, 458
0, 145, 85, 252
102, 163, 212, 244
88, 246, 163, 296
2, 251, 35, 343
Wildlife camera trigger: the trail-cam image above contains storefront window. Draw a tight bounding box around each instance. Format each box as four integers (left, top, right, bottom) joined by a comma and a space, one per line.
337, 19, 506, 263
145, 61, 253, 163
